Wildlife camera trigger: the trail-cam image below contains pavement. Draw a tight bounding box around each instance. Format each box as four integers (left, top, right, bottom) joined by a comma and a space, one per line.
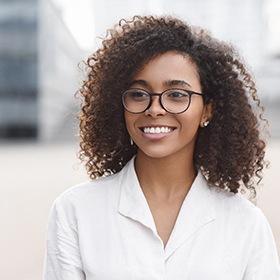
0, 140, 279, 279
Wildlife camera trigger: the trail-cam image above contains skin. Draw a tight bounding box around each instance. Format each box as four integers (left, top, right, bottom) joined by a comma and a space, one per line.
124, 51, 212, 247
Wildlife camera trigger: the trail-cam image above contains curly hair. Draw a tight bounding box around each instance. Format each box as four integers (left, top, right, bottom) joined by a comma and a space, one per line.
77, 15, 268, 197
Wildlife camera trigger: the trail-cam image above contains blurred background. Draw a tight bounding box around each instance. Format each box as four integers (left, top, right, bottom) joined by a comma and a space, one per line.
0, 0, 279, 279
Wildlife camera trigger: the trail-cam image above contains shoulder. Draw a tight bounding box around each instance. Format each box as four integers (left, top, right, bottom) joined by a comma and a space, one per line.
51, 157, 136, 216
208, 185, 277, 255
196, 172, 261, 222
208, 187, 280, 275
53, 171, 122, 212
210, 186, 268, 227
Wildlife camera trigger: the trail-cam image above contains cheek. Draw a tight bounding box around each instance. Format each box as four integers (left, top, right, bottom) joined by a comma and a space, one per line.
124, 112, 136, 134
179, 104, 204, 127
178, 116, 201, 133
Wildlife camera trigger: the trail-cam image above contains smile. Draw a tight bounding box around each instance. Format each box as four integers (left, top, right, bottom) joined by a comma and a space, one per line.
141, 127, 174, 134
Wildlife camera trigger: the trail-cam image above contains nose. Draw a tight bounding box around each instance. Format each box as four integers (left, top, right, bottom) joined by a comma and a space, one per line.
145, 96, 166, 117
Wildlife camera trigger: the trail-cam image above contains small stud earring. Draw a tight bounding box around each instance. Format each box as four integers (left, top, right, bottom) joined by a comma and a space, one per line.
204, 121, 210, 127
130, 137, 134, 146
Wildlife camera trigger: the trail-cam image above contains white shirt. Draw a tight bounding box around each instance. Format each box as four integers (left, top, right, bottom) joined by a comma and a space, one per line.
44, 157, 280, 279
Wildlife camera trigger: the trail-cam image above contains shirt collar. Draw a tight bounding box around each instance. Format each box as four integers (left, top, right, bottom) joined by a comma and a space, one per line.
164, 171, 216, 259
118, 156, 157, 232
117, 157, 216, 258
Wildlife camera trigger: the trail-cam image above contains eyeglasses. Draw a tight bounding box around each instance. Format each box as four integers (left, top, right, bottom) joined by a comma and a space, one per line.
122, 88, 210, 114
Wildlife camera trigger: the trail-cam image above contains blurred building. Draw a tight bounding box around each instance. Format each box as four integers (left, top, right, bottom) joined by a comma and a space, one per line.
0, 0, 88, 141
38, 0, 88, 141
0, 0, 38, 139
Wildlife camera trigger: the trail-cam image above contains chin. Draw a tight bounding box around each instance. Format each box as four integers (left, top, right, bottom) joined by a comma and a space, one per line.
137, 147, 176, 160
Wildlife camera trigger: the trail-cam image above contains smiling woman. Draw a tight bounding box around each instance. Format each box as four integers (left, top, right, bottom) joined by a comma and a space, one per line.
44, 16, 280, 279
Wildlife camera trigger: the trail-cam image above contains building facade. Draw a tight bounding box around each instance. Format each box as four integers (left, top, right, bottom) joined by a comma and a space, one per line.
0, 0, 38, 139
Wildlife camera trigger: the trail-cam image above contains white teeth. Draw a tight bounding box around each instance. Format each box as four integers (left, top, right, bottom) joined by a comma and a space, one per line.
143, 127, 172, 134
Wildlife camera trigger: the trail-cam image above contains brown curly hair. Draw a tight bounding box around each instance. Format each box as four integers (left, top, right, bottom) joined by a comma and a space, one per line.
78, 15, 267, 197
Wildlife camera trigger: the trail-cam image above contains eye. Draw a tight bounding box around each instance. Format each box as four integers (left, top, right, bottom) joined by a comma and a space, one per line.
126, 89, 149, 101
165, 90, 189, 99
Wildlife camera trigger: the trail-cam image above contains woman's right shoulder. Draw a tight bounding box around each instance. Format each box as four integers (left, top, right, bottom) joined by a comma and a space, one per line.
51, 158, 135, 213
54, 171, 122, 209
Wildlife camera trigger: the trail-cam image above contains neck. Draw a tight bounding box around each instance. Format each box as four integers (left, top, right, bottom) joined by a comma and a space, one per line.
134, 150, 196, 200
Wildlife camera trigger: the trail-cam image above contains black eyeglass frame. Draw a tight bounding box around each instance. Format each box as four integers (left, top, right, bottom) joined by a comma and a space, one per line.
122, 88, 211, 114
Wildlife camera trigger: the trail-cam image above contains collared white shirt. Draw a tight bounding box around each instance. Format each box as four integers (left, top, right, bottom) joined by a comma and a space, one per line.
44, 157, 280, 279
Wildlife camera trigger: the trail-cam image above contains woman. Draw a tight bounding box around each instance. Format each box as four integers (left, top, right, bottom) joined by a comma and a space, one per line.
44, 16, 280, 279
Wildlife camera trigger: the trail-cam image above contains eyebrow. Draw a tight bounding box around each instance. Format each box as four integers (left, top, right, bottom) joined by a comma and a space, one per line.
129, 79, 193, 88
164, 79, 192, 88
129, 80, 148, 87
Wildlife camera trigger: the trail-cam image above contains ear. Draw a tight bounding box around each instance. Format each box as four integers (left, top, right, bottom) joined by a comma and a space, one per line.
200, 101, 213, 128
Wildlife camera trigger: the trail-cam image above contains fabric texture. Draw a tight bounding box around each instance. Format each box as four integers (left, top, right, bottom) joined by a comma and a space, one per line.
44, 157, 280, 280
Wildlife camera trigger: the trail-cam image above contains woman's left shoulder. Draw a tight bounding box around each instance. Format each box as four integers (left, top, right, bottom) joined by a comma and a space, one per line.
210, 186, 267, 224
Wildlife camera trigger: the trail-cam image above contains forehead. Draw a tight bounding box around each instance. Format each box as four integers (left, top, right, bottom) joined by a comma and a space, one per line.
132, 51, 201, 89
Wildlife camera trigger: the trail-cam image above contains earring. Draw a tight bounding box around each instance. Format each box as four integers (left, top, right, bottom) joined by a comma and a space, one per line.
204, 120, 210, 127
130, 137, 134, 146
